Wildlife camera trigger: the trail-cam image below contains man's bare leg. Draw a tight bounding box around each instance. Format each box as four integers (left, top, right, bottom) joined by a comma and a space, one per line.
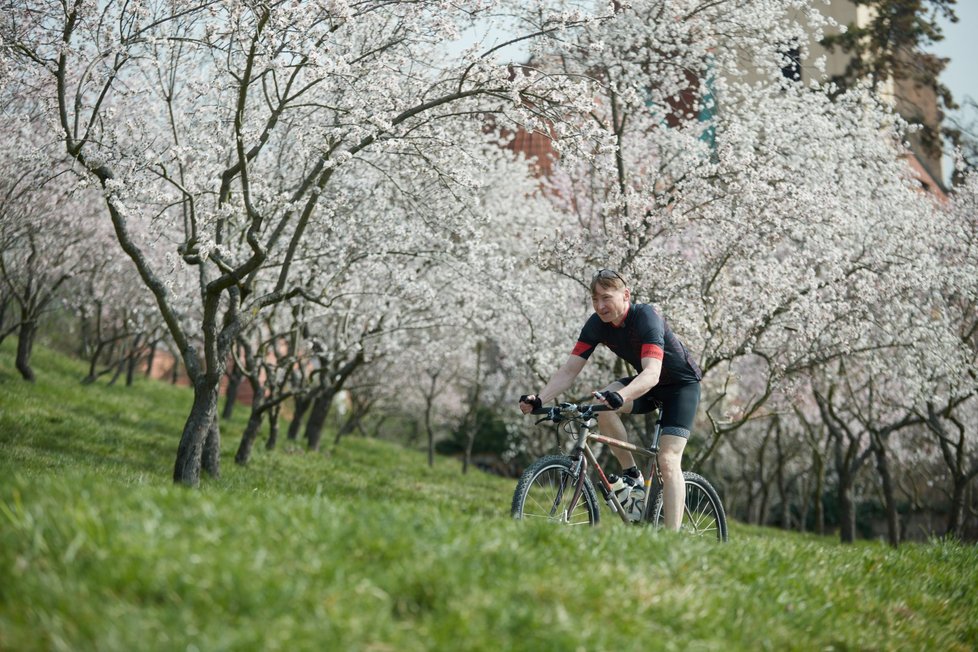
595, 382, 637, 470
658, 434, 687, 531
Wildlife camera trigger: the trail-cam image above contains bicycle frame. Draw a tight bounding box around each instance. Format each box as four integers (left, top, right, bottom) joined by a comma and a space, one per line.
563, 409, 664, 524
516, 402, 727, 540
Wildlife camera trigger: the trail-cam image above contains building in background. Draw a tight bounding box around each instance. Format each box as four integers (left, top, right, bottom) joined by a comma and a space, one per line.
801, 1, 948, 195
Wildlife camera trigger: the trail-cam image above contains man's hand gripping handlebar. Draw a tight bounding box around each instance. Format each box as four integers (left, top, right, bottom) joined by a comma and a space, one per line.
592, 390, 624, 409
518, 394, 542, 412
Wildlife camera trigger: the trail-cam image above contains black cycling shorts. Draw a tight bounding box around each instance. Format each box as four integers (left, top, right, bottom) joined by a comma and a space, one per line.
615, 378, 701, 438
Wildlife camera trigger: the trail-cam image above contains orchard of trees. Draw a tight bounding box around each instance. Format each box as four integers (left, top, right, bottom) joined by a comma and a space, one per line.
2, 0, 976, 544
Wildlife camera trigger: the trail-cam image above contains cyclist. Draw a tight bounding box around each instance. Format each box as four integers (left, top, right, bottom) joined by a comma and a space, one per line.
519, 269, 702, 528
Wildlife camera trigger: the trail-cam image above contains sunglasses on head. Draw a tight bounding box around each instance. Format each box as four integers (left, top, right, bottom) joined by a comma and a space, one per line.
592, 269, 627, 285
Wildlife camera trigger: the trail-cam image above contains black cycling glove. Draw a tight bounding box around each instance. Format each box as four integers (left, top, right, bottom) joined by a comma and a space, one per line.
519, 394, 542, 410
597, 391, 624, 409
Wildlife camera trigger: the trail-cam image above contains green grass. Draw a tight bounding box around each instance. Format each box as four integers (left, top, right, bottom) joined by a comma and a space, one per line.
1, 341, 977, 651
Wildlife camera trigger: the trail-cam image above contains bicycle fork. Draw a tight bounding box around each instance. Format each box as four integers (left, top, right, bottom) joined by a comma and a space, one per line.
557, 453, 589, 523
555, 423, 603, 523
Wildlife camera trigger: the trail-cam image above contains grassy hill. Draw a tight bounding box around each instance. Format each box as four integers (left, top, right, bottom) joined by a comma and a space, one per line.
1, 341, 976, 651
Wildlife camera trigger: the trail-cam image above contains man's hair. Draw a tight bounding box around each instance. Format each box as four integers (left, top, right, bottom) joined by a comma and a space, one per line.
590, 269, 627, 294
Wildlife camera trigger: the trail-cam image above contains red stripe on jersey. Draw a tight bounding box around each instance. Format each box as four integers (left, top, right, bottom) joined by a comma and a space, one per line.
571, 341, 592, 357
642, 344, 664, 360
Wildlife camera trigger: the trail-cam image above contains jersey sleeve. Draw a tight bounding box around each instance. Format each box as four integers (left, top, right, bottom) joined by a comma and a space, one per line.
636, 305, 665, 361
571, 315, 601, 360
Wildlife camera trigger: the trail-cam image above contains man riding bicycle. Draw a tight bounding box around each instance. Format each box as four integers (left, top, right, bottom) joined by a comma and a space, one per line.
519, 269, 702, 529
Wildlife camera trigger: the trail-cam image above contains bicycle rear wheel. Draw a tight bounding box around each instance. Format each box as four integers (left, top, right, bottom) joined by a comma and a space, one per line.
649, 471, 728, 541
511, 455, 600, 525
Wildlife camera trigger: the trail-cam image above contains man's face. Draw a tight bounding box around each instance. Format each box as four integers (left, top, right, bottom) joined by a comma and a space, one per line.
591, 283, 630, 325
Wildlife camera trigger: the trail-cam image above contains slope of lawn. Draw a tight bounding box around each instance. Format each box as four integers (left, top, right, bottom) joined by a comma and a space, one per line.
1, 340, 976, 651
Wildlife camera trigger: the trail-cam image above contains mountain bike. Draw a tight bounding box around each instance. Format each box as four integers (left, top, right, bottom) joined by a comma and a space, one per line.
511, 401, 728, 541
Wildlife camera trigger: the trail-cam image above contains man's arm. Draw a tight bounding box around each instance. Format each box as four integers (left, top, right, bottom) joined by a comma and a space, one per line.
520, 355, 587, 413
537, 355, 587, 403
618, 356, 661, 403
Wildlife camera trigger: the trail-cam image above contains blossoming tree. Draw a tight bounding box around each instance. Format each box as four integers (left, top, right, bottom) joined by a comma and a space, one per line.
4, 0, 616, 485
0, 108, 108, 381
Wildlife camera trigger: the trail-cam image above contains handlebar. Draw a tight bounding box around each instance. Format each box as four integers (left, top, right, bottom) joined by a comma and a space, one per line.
529, 402, 614, 424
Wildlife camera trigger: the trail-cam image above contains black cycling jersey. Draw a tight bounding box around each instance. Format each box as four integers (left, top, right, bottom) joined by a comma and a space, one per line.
571, 303, 702, 386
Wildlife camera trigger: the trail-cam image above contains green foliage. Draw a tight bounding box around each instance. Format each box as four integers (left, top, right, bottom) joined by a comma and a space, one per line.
437, 405, 513, 456
2, 341, 977, 651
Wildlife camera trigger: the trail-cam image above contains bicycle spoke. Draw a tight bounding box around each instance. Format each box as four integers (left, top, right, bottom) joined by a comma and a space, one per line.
649, 473, 727, 541
515, 461, 596, 524
683, 507, 718, 535
683, 484, 720, 536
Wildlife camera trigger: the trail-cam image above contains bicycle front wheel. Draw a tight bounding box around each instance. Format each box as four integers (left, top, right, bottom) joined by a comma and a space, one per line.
649, 471, 728, 541
511, 455, 601, 525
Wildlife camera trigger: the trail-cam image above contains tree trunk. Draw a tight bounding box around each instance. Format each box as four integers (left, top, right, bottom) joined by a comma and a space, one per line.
813, 451, 826, 536
287, 394, 311, 441
305, 352, 364, 451
125, 341, 140, 386
235, 368, 264, 464
758, 482, 770, 526
461, 343, 484, 475
222, 361, 243, 420
265, 405, 280, 451
752, 432, 770, 525
0, 294, 10, 347
872, 432, 900, 547
815, 388, 870, 544
463, 416, 476, 475
108, 354, 126, 385
105, 337, 120, 371
838, 472, 856, 544
927, 405, 977, 540
15, 319, 37, 382
775, 431, 792, 530
305, 389, 336, 452
203, 416, 221, 478
797, 481, 811, 534
235, 408, 264, 465
424, 390, 437, 468
946, 477, 966, 539
333, 399, 366, 449
173, 378, 221, 486
144, 340, 157, 377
